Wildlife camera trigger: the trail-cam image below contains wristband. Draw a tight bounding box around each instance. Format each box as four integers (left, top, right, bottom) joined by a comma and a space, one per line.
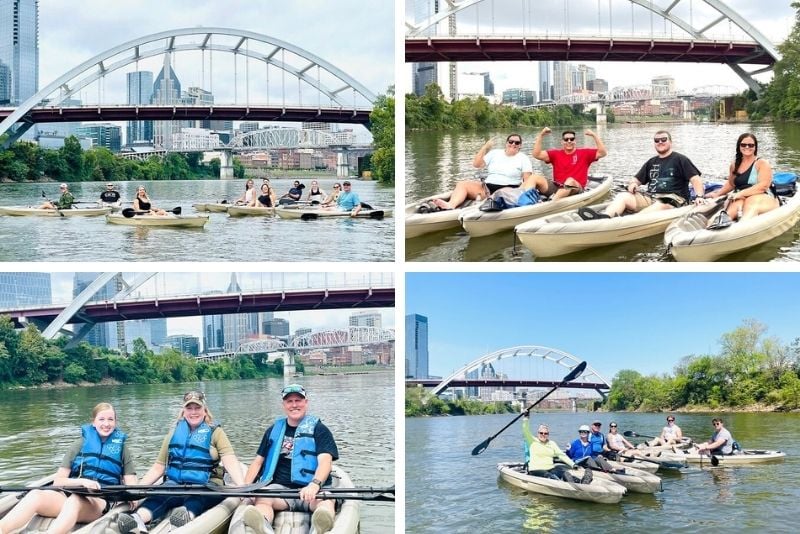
311, 478, 323, 486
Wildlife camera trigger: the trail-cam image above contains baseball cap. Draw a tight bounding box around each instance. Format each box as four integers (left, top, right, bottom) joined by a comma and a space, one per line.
579, 425, 591, 432
342, 181, 351, 186
182, 391, 206, 407
59, 183, 68, 189
592, 420, 602, 426
281, 384, 307, 399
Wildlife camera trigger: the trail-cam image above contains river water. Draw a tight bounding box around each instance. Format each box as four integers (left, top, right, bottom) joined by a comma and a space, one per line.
405, 411, 799, 532
0, 372, 394, 533
0, 178, 395, 262
405, 122, 800, 261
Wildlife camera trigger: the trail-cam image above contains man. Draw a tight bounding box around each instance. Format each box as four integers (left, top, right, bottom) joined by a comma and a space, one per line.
580, 130, 704, 220
651, 415, 684, 446
281, 181, 305, 202
40, 183, 75, 210
336, 180, 362, 216
532, 127, 607, 200
587, 420, 614, 470
99, 183, 121, 205
242, 384, 339, 534
696, 418, 734, 456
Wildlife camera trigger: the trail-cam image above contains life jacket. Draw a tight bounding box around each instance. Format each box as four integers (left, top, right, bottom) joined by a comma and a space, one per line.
166, 419, 218, 484
589, 431, 605, 456
259, 415, 320, 485
70, 424, 127, 485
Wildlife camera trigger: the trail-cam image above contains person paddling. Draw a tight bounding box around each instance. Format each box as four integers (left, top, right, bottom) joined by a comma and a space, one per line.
133, 186, 167, 216
651, 415, 684, 446
522, 416, 592, 484
0, 403, 137, 534
39, 183, 75, 210
696, 418, 735, 456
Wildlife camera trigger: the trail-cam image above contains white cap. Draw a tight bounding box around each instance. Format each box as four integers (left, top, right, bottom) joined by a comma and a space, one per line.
579, 425, 591, 432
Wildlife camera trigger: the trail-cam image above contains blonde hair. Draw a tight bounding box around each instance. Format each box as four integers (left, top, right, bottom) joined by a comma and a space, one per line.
176, 405, 215, 425
92, 402, 116, 420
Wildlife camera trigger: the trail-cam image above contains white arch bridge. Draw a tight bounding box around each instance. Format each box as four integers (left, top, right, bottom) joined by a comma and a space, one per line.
423, 346, 611, 398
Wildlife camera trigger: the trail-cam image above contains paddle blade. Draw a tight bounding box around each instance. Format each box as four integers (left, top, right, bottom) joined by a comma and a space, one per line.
710, 455, 719, 467
471, 437, 492, 456
624, 431, 637, 438
121, 208, 137, 218
301, 213, 319, 221
563, 361, 587, 383
369, 210, 384, 220
172, 207, 182, 215
41, 190, 46, 197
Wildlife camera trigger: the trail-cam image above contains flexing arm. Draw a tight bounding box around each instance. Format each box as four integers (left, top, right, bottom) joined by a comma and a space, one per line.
531, 127, 551, 162
472, 138, 495, 168
585, 129, 607, 159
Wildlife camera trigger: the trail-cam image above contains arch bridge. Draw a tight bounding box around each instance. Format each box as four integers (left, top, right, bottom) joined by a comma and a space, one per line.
1, 27, 376, 147
406, 0, 781, 93
426, 345, 611, 398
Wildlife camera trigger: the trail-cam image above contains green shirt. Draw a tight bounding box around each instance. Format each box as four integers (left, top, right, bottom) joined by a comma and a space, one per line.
56, 191, 75, 209
155, 425, 235, 485
60, 436, 137, 476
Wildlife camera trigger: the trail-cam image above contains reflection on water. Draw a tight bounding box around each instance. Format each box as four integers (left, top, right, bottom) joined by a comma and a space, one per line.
406, 122, 800, 262
0, 178, 394, 262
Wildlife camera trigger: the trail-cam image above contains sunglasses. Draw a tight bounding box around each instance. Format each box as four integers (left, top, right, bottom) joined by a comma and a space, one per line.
654, 137, 669, 143
282, 384, 306, 397
538, 431, 549, 435
507, 139, 521, 145
333, 185, 341, 188
579, 431, 589, 434
610, 425, 618, 428
562, 137, 576, 142
739, 143, 755, 148
667, 419, 675, 422
183, 391, 205, 402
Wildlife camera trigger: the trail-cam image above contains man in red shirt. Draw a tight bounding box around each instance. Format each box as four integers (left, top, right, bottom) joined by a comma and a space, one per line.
532, 127, 608, 200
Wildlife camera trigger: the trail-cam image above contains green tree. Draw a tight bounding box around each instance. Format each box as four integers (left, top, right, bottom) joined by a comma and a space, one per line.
14, 324, 49, 384
60, 136, 85, 180
369, 88, 395, 184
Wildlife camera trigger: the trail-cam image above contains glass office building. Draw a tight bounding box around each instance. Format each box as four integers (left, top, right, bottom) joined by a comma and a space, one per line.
0, 0, 38, 105
126, 71, 154, 144
405, 313, 429, 379
0, 272, 50, 307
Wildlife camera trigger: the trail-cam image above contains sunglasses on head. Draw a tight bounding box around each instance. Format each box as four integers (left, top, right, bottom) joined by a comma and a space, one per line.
654, 137, 669, 143
183, 391, 205, 402
507, 139, 521, 145
739, 143, 755, 148
562, 137, 575, 142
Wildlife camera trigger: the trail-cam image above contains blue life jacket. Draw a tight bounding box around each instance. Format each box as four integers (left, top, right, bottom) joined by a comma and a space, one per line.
259, 415, 320, 485
166, 419, 217, 484
589, 431, 605, 456
70, 424, 126, 485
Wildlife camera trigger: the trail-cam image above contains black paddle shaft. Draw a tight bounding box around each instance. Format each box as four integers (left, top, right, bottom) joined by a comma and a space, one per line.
471, 361, 587, 456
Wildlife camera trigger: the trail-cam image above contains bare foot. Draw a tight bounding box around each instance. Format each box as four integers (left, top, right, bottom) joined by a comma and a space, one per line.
433, 198, 453, 210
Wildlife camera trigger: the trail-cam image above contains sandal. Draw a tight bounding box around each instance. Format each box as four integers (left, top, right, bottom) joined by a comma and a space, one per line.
578, 207, 610, 220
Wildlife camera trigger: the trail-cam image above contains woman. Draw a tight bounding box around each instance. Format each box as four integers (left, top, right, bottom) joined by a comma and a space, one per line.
606, 422, 637, 458
0, 403, 137, 534
432, 134, 548, 210
115, 392, 245, 533
321, 183, 341, 206
306, 180, 326, 204
133, 186, 167, 216
235, 179, 256, 206
255, 182, 276, 208
521, 416, 590, 484
708, 133, 779, 222
651, 415, 683, 446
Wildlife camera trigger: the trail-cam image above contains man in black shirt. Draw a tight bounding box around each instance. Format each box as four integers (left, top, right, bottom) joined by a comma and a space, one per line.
241, 384, 339, 534
100, 183, 122, 205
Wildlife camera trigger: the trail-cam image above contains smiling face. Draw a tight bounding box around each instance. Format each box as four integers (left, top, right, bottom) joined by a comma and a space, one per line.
183, 402, 207, 428
93, 407, 117, 439
282, 393, 308, 424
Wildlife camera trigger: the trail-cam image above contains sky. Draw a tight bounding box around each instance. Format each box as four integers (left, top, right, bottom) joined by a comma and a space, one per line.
404, 0, 796, 95
35, 1, 394, 138
49, 272, 395, 345
406, 272, 800, 383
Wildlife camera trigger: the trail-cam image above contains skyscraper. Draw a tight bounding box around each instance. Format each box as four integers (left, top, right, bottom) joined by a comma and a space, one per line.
203, 313, 225, 353
0, 272, 50, 307
152, 53, 182, 149
126, 71, 154, 145
538, 61, 552, 102
405, 313, 428, 379
0, 0, 38, 105
412, 0, 440, 97
553, 61, 572, 100
73, 273, 118, 349
221, 274, 260, 351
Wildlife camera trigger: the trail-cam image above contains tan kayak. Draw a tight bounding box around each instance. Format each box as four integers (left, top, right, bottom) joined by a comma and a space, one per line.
459, 175, 613, 237
226, 206, 276, 217
275, 206, 390, 220
664, 192, 800, 261
0, 206, 111, 217
227, 465, 360, 534
514, 200, 695, 257
405, 191, 482, 239
681, 447, 786, 465
193, 203, 230, 213
497, 462, 626, 504
106, 213, 209, 228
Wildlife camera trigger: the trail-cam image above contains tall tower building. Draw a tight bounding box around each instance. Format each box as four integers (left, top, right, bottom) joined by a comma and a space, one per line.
221, 273, 260, 351
538, 61, 552, 102
126, 71, 154, 145
73, 273, 118, 349
203, 313, 225, 353
405, 313, 429, 379
0, 0, 38, 105
412, 0, 441, 97
553, 61, 573, 100
152, 52, 182, 149
0, 272, 50, 307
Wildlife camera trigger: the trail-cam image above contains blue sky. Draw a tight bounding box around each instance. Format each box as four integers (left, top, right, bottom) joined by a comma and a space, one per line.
406, 272, 800, 382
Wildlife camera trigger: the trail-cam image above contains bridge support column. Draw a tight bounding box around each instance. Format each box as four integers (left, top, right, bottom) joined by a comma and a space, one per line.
681, 98, 694, 121
219, 150, 234, 180
332, 146, 350, 178
283, 353, 296, 378
596, 101, 606, 125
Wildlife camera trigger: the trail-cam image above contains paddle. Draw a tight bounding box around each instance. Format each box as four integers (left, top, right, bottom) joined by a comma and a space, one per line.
121, 207, 182, 218
471, 361, 587, 456
617, 454, 686, 470
41, 190, 65, 217
624, 430, 657, 440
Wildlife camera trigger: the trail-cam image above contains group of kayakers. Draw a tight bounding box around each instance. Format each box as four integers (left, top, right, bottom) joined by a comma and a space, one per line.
0, 384, 340, 534
228, 177, 365, 216
520, 414, 738, 482
428, 128, 781, 227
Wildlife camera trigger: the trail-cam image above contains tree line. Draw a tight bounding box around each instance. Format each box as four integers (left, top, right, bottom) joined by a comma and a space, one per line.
0, 316, 298, 388
366, 87, 395, 184
0, 136, 246, 183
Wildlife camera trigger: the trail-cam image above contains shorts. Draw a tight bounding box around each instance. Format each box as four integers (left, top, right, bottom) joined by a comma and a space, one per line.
486, 183, 520, 195
261, 483, 312, 512
631, 192, 687, 210
545, 179, 584, 197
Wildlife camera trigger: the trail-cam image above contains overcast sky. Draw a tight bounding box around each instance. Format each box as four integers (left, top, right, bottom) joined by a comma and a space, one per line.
36, 1, 394, 136
49, 272, 395, 341
404, 0, 795, 95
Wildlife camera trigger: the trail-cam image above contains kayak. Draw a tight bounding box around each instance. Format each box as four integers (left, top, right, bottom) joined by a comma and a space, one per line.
226, 206, 276, 217
100, 201, 124, 212
633, 449, 689, 469
607, 457, 659, 474
514, 200, 695, 257
228, 465, 360, 533
106, 213, 209, 228
578, 463, 662, 494
193, 203, 230, 213
459, 175, 614, 237
636, 437, 694, 451
404, 191, 482, 239
681, 448, 786, 465
664, 191, 800, 261
496, 462, 626, 504
0, 206, 112, 217
274, 206, 391, 220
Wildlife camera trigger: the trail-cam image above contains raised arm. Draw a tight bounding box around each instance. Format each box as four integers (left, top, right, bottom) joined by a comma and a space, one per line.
532, 127, 552, 162
585, 129, 607, 159
472, 138, 495, 168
